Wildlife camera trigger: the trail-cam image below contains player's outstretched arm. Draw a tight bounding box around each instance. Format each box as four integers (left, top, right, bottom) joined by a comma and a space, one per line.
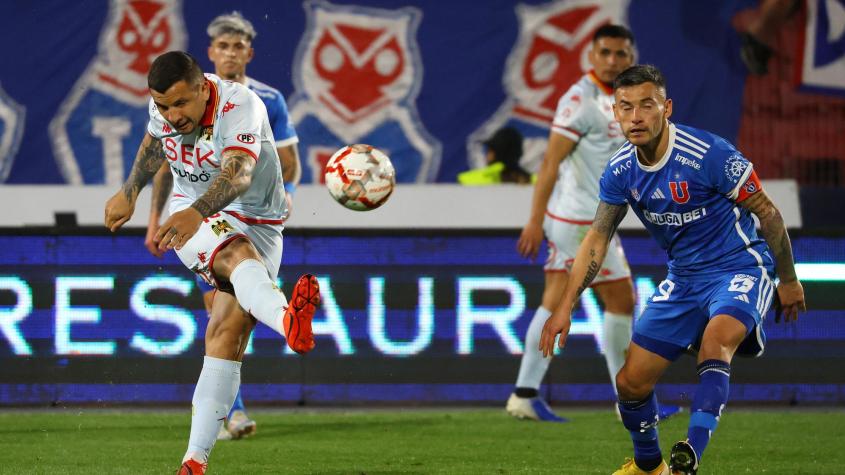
739, 190, 806, 322
278, 143, 301, 217
155, 149, 256, 251
104, 133, 166, 232
539, 201, 627, 356
517, 132, 576, 260
144, 162, 173, 257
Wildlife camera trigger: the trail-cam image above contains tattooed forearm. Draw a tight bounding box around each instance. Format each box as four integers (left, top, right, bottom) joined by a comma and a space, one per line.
151, 164, 172, 216
575, 249, 601, 297
741, 192, 798, 282
191, 150, 255, 218
592, 201, 628, 239
122, 134, 166, 202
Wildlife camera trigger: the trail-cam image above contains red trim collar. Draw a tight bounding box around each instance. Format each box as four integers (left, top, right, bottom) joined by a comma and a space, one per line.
199, 78, 219, 127
588, 70, 614, 95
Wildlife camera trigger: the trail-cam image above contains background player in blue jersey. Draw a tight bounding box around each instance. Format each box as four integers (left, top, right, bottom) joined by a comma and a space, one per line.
539, 65, 805, 475
144, 11, 302, 441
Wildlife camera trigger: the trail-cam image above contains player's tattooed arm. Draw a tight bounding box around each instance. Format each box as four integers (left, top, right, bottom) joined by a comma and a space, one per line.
538, 201, 627, 355
740, 190, 798, 282
592, 201, 628, 240
573, 201, 628, 296
122, 133, 166, 203
151, 163, 172, 217
740, 189, 805, 321
191, 149, 255, 218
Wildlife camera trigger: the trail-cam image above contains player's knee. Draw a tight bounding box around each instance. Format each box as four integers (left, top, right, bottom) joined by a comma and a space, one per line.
698, 339, 736, 363
615, 368, 652, 400
699, 325, 746, 362
607, 294, 635, 315
212, 238, 260, 280
206, 323, 249, 360
598, 281, 635, 315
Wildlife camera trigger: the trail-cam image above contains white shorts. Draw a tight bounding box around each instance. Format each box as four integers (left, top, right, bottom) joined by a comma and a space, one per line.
170, 201, 283, 290
542, 214, 631, 284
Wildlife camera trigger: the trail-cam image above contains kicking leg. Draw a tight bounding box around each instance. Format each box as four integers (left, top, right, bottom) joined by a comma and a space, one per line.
507, 271, 568, 422
214, 238, 320, 353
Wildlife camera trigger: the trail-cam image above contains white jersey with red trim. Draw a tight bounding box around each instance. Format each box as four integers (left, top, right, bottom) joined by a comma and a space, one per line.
147, 73, 285, 223
547, 72, 625, 222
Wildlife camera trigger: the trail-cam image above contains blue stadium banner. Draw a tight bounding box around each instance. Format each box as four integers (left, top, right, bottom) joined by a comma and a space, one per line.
2, 0, 756, 185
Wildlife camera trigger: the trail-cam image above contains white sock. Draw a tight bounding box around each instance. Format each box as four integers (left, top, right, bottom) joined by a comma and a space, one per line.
183, 356, 241, 463
515, 307, 553, 390
229, 259, 287, 336
601, 311, 632, 395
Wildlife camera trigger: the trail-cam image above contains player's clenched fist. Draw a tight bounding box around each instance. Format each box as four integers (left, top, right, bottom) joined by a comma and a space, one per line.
104, 192, 135, 232
539, 309, 573, 357
154, 207, 203, 251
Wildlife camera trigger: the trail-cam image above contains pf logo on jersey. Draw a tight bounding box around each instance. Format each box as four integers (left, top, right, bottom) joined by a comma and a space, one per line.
288, 0, 440, 183
237, 134, 255, 144
467, 0, 629, 173
0, 83, 25, 183
49, 0, 186, 184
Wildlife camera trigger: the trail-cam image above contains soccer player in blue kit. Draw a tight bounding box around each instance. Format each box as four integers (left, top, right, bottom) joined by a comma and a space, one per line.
539, 65, 805, 475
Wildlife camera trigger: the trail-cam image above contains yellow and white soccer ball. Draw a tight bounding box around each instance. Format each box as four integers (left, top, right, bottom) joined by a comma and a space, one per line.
324, 144, 395, 211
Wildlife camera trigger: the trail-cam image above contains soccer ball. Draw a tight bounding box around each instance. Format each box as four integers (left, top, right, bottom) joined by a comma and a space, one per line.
324, 144, 395, 211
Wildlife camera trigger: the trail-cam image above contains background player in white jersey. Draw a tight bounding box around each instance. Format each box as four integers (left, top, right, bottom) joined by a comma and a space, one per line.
144, 10, 302, 441
508, 25, 679, 422
539, 65, 805, 475
104, 51, 320, 475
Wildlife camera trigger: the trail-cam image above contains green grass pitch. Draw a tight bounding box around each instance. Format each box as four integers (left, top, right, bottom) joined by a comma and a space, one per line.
0, 408, 842, 474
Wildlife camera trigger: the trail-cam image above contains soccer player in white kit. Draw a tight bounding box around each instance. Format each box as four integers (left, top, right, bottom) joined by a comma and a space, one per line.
508, 25, 679, 422
145, 11, 302, 441
104, 51, 320, 475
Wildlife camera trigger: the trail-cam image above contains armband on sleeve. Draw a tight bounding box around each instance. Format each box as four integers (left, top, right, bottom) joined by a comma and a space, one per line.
735, 169, 762, 202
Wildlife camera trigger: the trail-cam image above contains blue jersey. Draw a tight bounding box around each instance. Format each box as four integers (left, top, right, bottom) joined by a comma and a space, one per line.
246, 77, 298, 147
599, 122, 773, 278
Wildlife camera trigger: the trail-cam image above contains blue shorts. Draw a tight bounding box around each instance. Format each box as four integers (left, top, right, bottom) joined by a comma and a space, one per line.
632, 266, 776, 361
196, 274, 214, 293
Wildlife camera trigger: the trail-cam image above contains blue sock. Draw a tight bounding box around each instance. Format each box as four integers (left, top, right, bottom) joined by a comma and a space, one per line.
228, 388, 246, 418
619, 392, 662, 471
687, 359, 731, 462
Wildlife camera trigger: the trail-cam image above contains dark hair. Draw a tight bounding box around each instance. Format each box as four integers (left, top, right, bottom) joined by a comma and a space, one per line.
593, 24, 634, 45
613, 64, 666, 92
484, 127, 523, 169
148, 51, 204, 93
484, 127, 530, 182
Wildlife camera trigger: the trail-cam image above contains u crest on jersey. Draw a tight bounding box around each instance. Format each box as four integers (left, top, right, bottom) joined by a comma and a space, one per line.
669, 181, 690, 204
